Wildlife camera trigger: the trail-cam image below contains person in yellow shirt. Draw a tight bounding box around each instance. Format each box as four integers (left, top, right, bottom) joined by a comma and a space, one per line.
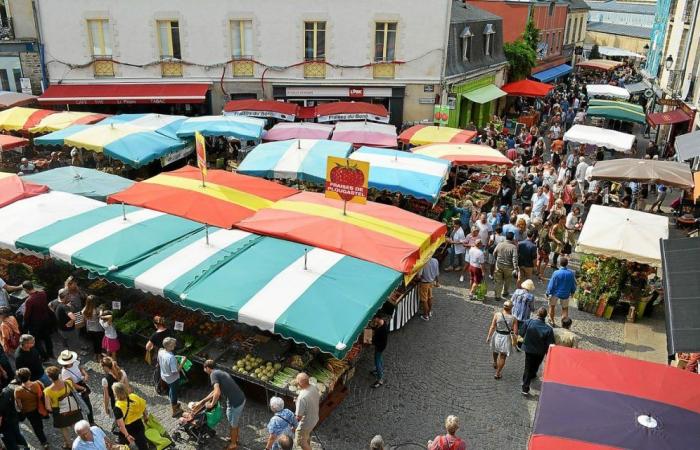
112, 382, 149, 450
43, 366, 84, 449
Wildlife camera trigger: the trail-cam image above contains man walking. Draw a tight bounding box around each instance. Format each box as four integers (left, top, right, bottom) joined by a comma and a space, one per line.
158, 337, 186, 417
553, 317, 579, 348
520, 307, 554, 395
493, 232, 518, 299
574, 156, 588, 196
418, 257, 439, 321
199, 360, 246, 450
546, 257, 577, 326
370, 314, 389, 388
517, 230, 537, 288
21, 281, 53, 361
294, 372, 320, 450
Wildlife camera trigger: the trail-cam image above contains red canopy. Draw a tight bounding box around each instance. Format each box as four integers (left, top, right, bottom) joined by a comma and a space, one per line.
0, 174, 49, 208
315, 102, 390, 123
223, 99, 299, 121
38, 83, 211, 105
647, 109, 691, 127
502, 79, 554, 97
0, 134, 29, 151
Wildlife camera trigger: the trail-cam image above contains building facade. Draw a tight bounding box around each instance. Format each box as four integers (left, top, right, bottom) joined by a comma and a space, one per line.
0, 0, 43, 94
563, 0, 590, 66
36, 0, 453, 124
645, 0, 673, 78
585, 0, 652, 53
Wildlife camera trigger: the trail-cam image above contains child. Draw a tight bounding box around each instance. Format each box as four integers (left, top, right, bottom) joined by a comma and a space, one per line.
99, 310, 120, 360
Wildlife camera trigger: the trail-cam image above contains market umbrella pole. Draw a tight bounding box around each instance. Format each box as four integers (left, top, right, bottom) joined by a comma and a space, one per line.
304, 248, 308, 270
205, 224, 209, 245
121, 202, 126, 221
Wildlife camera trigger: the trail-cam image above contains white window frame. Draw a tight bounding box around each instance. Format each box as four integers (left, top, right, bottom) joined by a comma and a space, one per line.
231, 19, 253, 59
375, 22, 397, 62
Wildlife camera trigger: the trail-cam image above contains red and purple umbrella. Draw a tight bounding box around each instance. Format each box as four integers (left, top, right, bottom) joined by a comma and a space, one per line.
529, 346, 700, 449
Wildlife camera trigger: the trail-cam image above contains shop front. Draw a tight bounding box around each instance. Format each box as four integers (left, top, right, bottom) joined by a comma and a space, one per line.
447, 75, 505, 129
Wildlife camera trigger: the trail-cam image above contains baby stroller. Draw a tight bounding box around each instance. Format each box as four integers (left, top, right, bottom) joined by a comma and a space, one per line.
172, 401, 223, 449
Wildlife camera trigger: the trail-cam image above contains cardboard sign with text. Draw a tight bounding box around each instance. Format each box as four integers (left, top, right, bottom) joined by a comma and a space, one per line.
324, 156, 369, 205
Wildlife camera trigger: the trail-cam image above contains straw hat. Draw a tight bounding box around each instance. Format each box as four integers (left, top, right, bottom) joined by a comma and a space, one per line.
521, 279, 535, 291
57, 350, 78, 366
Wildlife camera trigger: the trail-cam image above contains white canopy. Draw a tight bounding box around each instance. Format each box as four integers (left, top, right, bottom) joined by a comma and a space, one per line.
585, 45, 644, 59
576, 205, 669, 266
563, 124, 636, 152
586, 84, 631, 100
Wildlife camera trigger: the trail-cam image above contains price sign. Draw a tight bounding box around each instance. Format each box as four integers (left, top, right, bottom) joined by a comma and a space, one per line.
174, 321, 184, 332
112, 301, 121, 310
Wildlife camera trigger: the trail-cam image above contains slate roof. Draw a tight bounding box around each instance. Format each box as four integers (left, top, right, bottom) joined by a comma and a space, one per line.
451, 1, 503, 23
585, 0, 655, 15
567, 0, 591, 10
587, 22, 652, 39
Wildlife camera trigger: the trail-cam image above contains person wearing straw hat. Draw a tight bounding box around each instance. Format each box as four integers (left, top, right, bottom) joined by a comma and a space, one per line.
57, 350, 94, 425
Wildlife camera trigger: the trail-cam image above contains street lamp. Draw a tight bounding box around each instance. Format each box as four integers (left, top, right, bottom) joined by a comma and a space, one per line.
643, 44, 650, 52
665, 55, 674, 70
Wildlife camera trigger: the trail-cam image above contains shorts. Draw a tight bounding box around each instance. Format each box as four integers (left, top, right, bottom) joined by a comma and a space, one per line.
548, 295, 570, 308
419, 282, 433, 302
296, 426, 313, 446
468, 266, 483, 284
226, 399, 245, 427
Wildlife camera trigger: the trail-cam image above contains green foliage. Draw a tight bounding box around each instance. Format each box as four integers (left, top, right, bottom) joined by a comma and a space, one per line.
523, 19, 539, 52
589, 44, 601, 60
504, 39, 537, 81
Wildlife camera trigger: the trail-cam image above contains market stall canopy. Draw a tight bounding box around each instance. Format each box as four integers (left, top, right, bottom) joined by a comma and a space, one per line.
237, 191, 447, 276
563, 124, 635, 153
237, 139, 353, 184
23, 166, 134, 201
0, 107, 56, 132
107, 166, 298, 228
262, 122, 334, 141
585, 84, 630, 100
577, 59, 624, 71
590, 158, 694, 189
588, 46, 644, 58
176, 115, 266, 140
34, 123, 187, 168
501, 79, 554, 97
0, 174, 48, 208
530, 64, 572, 83
38, 83, 211, 105
624, 81, 648, 95
223, 99, 299, 121
462, 84, 507, 104
349, 146, 451, 203
647, 108, 690, 127
14, 203, 203, 275
398, 125, 477, 146
315, 102, 389, 123
576, 205, 668, 266
28, 111, 108, 134
331, 121, 398, 147
0, 134, 29, 151
0, 191, 103, 252
0, 91, 37, 109
586, 99, 646, 124
661, 237, 700, 354
99, 113, 187, 140
528, 346, 700, 450
674, 130, 700, 161
411, 143, 513, 167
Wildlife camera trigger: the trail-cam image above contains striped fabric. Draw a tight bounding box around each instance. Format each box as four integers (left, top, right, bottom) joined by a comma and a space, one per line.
175, 115, 266, 140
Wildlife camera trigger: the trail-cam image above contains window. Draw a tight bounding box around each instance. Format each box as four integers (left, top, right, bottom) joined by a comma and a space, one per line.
577, 18, 584, 42
566, 18, 571, 44
0, 70, 8, 91
549, 2, 555, 16
87, 19, 111, 56
484, 23, 495, 56
304, 21, 326, 60
375, 22, 397, 62
12, 68, 20, 91
460, 26, 473, 61
231, 20, 253, 58
157, 20, 181, 59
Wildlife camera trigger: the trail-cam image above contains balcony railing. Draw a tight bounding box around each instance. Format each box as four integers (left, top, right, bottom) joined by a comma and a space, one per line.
373, 62, 395, 79
0, 17, 14, 41
231, 55, 254, 77
92, 55, 114, 77
303, 58, 326, 78
160, 56, 183, 77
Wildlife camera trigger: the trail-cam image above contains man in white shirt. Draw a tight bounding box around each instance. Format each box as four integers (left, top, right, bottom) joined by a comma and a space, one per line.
445, 218, 466, 272
574, 156, 589, 195
517, 206, 532, 230
585, 163, 598, 193
549, 124, 562, 140
531, 187, 548, 220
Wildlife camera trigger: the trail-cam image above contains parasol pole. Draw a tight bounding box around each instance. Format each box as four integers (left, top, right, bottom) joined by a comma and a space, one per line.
121, 202, 126, 221
303, 248, 308, 270
205, 224, 209, 245
343, 200, 348, 216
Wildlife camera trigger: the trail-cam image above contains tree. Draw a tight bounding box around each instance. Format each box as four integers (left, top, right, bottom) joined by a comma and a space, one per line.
504, 39, 537, 81
589, 44, 601, 60
523, 19, 539, 52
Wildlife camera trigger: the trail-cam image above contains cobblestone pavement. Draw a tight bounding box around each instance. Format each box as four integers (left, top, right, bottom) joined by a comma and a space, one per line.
16, 261, 626, 450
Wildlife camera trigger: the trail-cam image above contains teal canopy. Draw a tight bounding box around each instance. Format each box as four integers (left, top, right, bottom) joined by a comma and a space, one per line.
23, 167, 134, 201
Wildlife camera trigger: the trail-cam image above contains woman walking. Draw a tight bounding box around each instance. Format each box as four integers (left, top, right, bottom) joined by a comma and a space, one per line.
58, 350, 94, 425
536, 220, 552, 280
82, 295, 103, 361
549, 215, 568, 267
100, 357, 129, 417
13, 367, 48, 449
265, 396, 298, 450
43, 366, 84, 449
112, 382, 149, 450
485, 301, 518, 379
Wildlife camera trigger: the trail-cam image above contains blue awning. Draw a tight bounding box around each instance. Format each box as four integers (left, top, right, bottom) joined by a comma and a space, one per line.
531, 64, 573, 83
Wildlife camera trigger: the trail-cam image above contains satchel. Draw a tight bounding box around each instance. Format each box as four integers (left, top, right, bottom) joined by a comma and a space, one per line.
33, 383, 48, 418
501, 313, 518, 347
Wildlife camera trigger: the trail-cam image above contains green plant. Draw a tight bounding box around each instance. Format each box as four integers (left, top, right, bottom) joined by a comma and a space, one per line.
523, 19, 540, 52
504, 39, 537, 81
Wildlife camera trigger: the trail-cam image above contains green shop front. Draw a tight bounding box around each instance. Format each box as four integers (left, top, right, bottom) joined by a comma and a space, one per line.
448, 75, 506, 129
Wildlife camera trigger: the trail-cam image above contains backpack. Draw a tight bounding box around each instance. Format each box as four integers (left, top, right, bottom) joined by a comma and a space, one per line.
520, 182, 534, 201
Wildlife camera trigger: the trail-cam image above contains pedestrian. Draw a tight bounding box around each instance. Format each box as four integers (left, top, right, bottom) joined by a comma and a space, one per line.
145, 315, 171, 363
548, 215, 568, 267
73, 420, 113, 450
0, 277, 21, 309
44, 366, 84, 449
493, 231, 519, 299
531, 186, 548, 220
519, 174, 535, 208
0, 307, 20, 366
650, 184, 668, 213
265, 396, 298, 450
13, 367, 49, 449
199, 359, 246, 450
486, 300, 517, 379
98, 310, 119, 359
467, 239, 485, 299
517, 230, 537, 288
487, 226, 505, 279
444, 218, 466, 272
63, 276, 86, 315
511, 279, 536, 332
158, 337, 185, 417
427, 415, 467, 450
460, 227, 481, 282
418, 257, 439, 321
18, 157, 36, 175
58, 350, 94, 425
111, 382, 149, 450
55, 289, 81, 351
574, 156, 588, 196
546, 257, 577, 326
520, 307, 555, 396
0, 380, 28, 450
276, 435, 293, 450
452, 199, 473, 233
553, 317, 579, 348
81, 295, 103, 362
370, 435, 385, 450
370, 314, 389, 388
562, 180, 576, 214
21, 281, 54, 361
100, 357, 129, 418
15, 334, 49, 386
294, 372, 319, 450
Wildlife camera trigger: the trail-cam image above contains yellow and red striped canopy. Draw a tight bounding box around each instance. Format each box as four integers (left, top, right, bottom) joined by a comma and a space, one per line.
29, 111, 108, 134
412, 143, 513, 166
398, 125, 477, 146
0, 107, 56, 132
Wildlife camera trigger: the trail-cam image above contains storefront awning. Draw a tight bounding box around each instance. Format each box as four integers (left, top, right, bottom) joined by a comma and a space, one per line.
501, 79, 554, 97
577, 59, 624, 71
531, 64, 573, 83
315, 102, 390, 123
647, 109, 690, 127
675, 130, 700, 161
661, 237, 700, 354
223, 99, 299, 121
462, 84, 506, 104
38, 83, 211, 105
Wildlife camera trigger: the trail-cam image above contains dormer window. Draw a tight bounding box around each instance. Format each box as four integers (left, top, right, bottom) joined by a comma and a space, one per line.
460, 26, 473, 61
484, 23, 495, 56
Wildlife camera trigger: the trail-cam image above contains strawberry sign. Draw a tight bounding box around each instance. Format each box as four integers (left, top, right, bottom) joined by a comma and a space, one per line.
324, 156, 370, 205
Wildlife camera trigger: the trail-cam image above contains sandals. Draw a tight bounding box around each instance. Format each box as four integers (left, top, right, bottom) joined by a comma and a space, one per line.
371, 379, 384, 388
494, 374, 502, 380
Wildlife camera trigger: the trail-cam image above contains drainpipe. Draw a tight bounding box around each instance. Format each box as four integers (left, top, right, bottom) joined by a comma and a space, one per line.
439, 1, 453, 109
31, 0, 48, 91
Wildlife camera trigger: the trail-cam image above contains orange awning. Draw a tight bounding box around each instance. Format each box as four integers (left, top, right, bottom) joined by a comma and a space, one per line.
0, 174, 48, 208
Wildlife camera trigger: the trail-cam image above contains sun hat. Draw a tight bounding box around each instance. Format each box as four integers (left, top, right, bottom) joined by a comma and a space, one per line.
57, 350, 78, 366
521, 279, 535, 291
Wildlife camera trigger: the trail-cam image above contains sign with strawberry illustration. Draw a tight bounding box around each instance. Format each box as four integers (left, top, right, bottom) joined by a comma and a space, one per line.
325, 156, 370, 205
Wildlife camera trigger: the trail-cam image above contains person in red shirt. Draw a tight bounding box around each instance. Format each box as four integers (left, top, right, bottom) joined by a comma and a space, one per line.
428, 415, 467, 450
21, 281, 53, 360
